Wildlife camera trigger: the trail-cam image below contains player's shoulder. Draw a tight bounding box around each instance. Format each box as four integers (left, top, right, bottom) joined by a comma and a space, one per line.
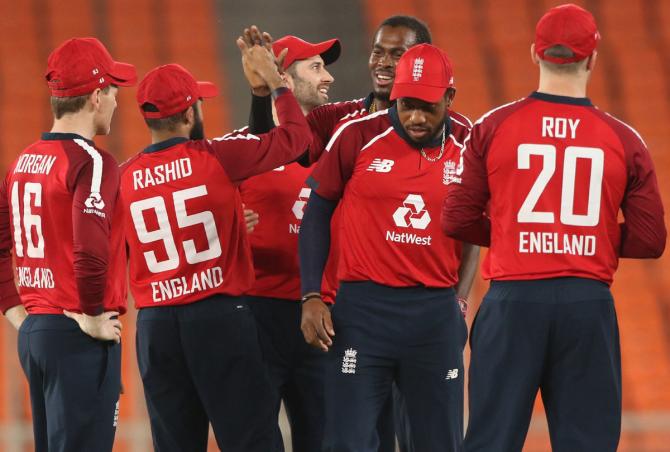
589, 107, 648, 149
448, 110, 473, 144
310, 97, 367, 121
325, 109, 391, 151
472, 97, 533, 131
57, 136, 118, 172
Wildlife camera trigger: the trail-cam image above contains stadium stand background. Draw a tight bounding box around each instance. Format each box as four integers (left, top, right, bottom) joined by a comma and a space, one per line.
0, 0, 668, 450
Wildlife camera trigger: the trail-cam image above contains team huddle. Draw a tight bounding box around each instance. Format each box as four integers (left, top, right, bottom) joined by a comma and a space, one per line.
0, 3, 665, 452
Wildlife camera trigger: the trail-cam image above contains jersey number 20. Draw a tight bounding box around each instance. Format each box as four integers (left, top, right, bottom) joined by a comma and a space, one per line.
130, 185, 222, 273
517, 144, 604, 226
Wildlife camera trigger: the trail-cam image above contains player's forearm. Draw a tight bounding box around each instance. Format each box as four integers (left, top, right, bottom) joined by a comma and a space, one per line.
299, 192, 337, 295
454, 243, 480, 299
248, 93, 275, 134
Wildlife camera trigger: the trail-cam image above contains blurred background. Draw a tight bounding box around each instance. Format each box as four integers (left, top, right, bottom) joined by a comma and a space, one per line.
0, 0, 668, 450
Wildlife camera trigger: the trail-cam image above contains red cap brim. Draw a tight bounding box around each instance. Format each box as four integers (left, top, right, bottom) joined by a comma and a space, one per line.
108, 61, 138, 86
390, 83, 447, 103
313, 39, 341, 66
197, 81, 218, 98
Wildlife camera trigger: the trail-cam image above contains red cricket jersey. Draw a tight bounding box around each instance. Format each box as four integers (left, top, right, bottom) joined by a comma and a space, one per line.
240, 162, 311, 300
240, 97, 369, 301
310, 107, 467, 288
0, 133, 127, 315
443, 92, 666, 284
120, 91, 311, 308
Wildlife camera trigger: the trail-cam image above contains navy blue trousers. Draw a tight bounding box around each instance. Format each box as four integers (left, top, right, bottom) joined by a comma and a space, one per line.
465, 278, 621, 452
247, 296, 329, 452
136, 295, 275, 452
18, 314, 121, 452
323, 281, 467, 452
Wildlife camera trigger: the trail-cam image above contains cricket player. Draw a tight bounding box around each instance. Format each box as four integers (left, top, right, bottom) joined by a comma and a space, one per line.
238, 32, 340, 452
442, 4, 666, 451
0, 37, 136, 451
300, 43, 475, 452
118, 44, 311, 451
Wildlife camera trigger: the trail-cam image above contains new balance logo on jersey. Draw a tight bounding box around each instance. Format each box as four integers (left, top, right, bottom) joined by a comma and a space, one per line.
412, 58, 424, 81
367, 158, 395, 173
393, 194, 431, 229
445, 369, 459, 380
289, 187, 311, 234
83, 192, 106, 218
342, 348, 357, 374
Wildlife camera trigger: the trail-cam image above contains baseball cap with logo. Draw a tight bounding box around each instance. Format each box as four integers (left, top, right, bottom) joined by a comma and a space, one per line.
535, 3, 600, 64
46, 37, 137, 97
136, 64, 219, 119
390, 43, 454, 104
272, 36, 341, 71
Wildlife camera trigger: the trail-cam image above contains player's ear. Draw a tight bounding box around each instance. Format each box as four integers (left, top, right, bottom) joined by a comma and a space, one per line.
89, 88, 102, 111
445, 88, 456, 107
586, 50, 597, 72
184, 105, 195, 125
530, 43, 540, 65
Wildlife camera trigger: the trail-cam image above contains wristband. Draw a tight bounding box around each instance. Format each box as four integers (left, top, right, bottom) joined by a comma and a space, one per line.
301, 293, 323, 304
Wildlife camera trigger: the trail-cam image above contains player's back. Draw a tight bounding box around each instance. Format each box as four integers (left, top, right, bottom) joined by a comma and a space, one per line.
121, 138, 253, 308
477, 92, 654, 283
4, 133, 126, 314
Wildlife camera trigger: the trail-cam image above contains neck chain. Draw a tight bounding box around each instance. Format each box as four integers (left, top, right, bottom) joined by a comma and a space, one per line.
368, 102, 377, 113
420, 126, 446, 162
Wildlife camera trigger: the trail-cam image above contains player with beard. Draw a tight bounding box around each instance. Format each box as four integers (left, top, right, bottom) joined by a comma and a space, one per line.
237, 33, 342, 452
117, 52, 311, 451
299, 44, 473, 452
245, 17, 477, 451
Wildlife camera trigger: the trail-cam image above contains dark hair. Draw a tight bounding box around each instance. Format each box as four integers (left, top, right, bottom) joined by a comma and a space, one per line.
376, 15, 432, 45
50, 85, 112, 119
142, 103, 189, 131
540, 45, 586, 73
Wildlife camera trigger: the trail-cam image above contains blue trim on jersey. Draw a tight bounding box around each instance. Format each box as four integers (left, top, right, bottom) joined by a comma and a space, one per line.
142, 137, 189, 154
41, 132, 94, 146
388, 106, 451, 149
530, 91, 593, 106
363, 92, 375, 111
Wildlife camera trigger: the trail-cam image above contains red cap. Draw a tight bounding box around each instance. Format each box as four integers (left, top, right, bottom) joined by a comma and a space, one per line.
272, 36, 341, 70
137, 64, 219, 119
535, 3, 600, 64
46, 37, 137, 97
390, 44, 454, 103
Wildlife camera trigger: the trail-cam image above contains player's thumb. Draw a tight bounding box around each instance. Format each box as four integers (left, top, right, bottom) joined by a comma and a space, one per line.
62, 310, 78, 321
323, 310, 335, 337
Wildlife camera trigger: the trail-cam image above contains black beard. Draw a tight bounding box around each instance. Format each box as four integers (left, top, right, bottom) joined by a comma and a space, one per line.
189, 109, 205, 140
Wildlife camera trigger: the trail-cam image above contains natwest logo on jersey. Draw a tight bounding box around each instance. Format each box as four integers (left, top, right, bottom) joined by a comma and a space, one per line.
289, 187, 311, 234
386, 194, 433, 246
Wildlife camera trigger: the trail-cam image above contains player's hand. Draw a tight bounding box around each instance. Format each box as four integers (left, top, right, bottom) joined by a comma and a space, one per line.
301, 297, 335, 352
63, 310, 122, 343
5, 304, 28, 330
237, 26, 288, 93
237, 26, 280, 96
243, 204, 259, 233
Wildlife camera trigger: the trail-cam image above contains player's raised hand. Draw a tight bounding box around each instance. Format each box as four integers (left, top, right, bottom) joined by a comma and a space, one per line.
301, 296, 335, 352
63, 310, 122, 343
